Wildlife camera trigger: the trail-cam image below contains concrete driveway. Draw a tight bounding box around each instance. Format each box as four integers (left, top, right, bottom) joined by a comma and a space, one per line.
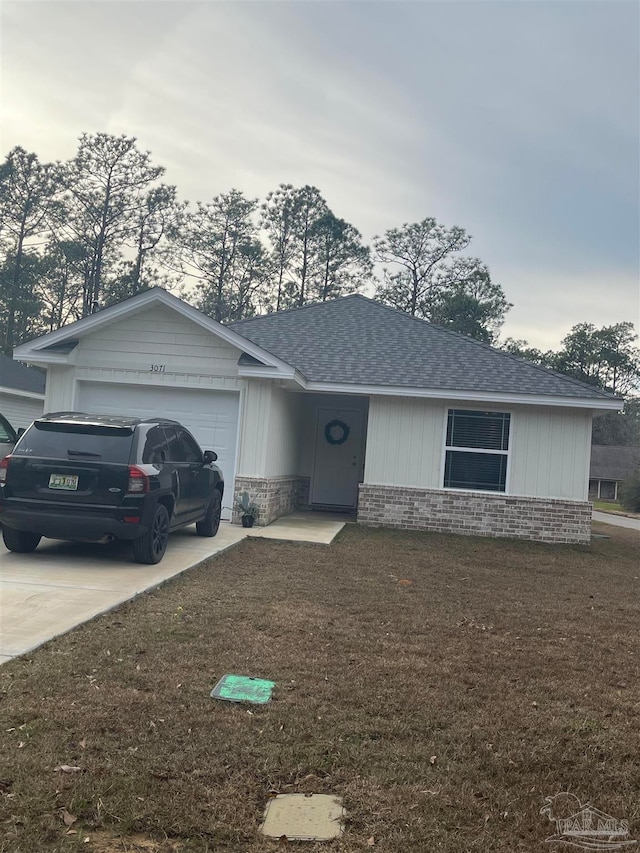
0, 523, 248, 664
0, 512, 347, 665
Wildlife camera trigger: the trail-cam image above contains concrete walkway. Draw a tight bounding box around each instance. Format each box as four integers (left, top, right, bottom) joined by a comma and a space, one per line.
592, 510, 640, 531
0, 513, 346, 664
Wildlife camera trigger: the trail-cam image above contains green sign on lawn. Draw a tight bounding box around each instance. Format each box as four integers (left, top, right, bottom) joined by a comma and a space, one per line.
210, 674, 275, 704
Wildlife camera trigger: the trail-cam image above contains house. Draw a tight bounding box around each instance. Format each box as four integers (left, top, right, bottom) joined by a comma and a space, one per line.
589, 445, 639, 501
0, 352, 46, 429
12, 288, 623, 543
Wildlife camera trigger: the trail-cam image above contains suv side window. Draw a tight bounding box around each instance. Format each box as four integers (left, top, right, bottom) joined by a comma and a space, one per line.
178, 430, 202, 464
163, 427, 186, 463
141, 426, 168, 465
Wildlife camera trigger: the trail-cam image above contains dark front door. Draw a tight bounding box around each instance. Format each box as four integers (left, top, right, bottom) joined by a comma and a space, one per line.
311, 408, 365, 508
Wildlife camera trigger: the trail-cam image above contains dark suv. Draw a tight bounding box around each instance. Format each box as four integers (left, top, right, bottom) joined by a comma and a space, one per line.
0, 413, 224, 564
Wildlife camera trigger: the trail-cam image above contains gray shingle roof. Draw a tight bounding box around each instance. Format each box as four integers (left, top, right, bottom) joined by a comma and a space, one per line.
590, 445, 639, 481
0, 352, 46, 395
230, 295, 618, 401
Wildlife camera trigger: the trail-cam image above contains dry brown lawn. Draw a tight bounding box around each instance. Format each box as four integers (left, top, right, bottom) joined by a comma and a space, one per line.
1, 522, 639, 852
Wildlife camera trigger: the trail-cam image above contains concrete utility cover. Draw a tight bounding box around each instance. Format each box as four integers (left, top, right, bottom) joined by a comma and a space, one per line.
210, 674, 275, 704
260, 793, 345, 841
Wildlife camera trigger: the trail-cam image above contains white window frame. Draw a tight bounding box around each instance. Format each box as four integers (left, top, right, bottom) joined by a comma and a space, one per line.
440, 406, 512, 494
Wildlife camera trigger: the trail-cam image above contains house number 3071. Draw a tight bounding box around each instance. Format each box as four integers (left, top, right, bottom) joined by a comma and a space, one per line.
150, 364, 166, 373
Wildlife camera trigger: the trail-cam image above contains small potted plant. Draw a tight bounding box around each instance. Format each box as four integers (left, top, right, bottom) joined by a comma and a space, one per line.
233, 491, 260, 528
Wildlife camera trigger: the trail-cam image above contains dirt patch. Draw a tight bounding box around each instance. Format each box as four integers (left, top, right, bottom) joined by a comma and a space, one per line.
1, 522, 639, 852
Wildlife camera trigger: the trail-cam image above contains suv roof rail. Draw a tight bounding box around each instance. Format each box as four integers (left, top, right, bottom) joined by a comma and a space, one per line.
38, 412, 183, 427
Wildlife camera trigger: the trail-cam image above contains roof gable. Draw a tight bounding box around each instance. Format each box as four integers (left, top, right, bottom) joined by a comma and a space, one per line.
13, 288, 294, 377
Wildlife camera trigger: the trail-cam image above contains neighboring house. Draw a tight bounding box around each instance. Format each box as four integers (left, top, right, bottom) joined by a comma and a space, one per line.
0, 352, 46, 429
13, 289, 622, 542
589, 445, 639, 501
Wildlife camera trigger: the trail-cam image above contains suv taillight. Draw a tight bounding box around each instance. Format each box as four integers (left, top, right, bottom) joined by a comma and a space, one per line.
0, 456, 10, 485
127, 465, 149, 494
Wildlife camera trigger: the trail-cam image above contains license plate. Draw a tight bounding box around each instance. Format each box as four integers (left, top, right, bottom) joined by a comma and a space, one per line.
49, 474, 79, 491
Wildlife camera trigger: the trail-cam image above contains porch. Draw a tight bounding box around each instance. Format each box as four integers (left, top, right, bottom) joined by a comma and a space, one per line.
233, 386, 369, 526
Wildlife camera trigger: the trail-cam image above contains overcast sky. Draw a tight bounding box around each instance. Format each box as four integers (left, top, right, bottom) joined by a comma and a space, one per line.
1, 0, 638, 350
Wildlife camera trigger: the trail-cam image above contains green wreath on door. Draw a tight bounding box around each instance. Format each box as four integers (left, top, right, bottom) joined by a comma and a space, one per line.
324, 419, 350, 446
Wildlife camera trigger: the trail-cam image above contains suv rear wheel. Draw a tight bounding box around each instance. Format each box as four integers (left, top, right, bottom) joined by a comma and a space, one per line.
3, 527, 42, 554
133, 504, 169, 564
196, 490, 222, 537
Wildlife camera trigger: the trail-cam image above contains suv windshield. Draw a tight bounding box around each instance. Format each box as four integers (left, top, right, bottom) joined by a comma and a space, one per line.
13, 422, 134, 464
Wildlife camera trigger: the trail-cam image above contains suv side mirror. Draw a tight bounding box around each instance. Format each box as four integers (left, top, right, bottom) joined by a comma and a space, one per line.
16, 428, 25, 438
203, 450, 218, 464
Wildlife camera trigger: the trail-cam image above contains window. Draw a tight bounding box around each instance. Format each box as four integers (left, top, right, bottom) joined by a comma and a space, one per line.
178, 430, 202, 463
14, 422, 134, 463
163, 427, 185, 462
444, 409, 510, 492
141, 427, 168, 465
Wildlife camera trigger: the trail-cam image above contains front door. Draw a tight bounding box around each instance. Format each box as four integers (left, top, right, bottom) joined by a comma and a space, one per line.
311, 408, 365, 508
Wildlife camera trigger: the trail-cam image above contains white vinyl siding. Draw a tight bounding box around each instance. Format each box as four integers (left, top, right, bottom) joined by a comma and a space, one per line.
509, 406, 592, 500
364, 397, 592, 501
76, 304, 243, 377
44, 366, 76, 413
237, 380, 271, 476
264, 385, 301, 478
237, 382, 302, 478
364, 396, 444, 488
0, 392, 44, 430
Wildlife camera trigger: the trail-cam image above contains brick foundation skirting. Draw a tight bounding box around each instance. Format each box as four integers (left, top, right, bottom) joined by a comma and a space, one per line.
357, 484, 592, 544
233, 476, 311, 526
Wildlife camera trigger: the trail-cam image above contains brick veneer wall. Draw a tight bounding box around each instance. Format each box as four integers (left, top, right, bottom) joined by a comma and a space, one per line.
357, 484, 592, 544
233, 476, 311, 526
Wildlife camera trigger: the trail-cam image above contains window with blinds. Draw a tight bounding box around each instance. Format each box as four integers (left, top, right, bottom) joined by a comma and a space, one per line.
444, 409, 510, 492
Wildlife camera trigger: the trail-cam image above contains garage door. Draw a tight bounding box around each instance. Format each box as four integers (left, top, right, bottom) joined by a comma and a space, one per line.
76, 382, 239, 520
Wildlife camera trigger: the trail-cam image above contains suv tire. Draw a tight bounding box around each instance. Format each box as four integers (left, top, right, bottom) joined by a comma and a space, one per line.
133, 503, 169, 564
196, 490, 222, 537
2, 526, 41, 553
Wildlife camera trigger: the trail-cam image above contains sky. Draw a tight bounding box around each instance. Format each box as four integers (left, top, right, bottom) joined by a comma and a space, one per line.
0, 0, 638, 350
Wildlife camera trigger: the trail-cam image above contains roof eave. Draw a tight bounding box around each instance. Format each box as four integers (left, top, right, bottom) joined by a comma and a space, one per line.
0, 385, 46, 401
301, 380, 624, 410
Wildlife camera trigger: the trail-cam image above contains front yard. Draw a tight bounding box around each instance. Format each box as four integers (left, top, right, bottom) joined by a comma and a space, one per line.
1, 523, 639, 852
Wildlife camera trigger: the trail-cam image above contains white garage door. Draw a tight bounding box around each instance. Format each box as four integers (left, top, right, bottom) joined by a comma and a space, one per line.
76, 382, 239, 520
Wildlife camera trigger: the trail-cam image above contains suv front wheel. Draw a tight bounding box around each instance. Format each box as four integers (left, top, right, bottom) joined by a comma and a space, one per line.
133, 504, 170, 565
3, 527, 42, 554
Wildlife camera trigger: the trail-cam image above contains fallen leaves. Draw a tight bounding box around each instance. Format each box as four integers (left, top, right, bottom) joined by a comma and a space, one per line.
53, 765, 81, 773
62, 809, 77, 826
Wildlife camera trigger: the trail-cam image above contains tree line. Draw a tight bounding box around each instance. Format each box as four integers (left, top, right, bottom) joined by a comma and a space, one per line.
0, 132, 512, 349
0, 132, 638, 445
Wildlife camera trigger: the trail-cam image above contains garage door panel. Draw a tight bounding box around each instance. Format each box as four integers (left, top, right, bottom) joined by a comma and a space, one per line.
76, 382, 239, 520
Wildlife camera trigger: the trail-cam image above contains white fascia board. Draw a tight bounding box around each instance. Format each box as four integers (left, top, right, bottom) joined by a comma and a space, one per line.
12, 351, 71, 367
301, 380, 624, 411
238, 366, 297, 380
12, 288, 295, 378
0, 386, 45, 401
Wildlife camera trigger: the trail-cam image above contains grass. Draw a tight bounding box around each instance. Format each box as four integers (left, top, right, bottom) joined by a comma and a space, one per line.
593, 499, 640, 517
1, 523, 639, 852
